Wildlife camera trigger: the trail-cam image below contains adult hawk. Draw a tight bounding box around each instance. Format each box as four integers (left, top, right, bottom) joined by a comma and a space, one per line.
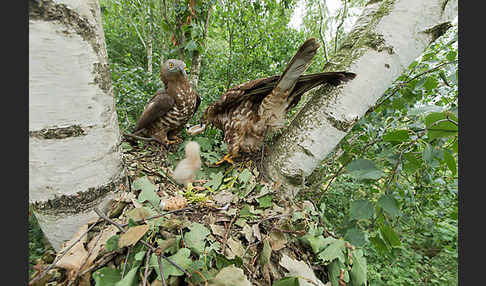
192, 38, 356, 164
133, 59, 201, 146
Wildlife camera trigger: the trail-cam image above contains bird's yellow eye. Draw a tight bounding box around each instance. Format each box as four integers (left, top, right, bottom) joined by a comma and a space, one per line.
169, 63, 174, 68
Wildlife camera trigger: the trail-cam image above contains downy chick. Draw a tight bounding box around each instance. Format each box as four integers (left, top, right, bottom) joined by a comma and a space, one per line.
173, 141, 203, 188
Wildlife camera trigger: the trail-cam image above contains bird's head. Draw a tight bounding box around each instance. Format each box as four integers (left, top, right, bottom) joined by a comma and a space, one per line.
161, 59, 188, 84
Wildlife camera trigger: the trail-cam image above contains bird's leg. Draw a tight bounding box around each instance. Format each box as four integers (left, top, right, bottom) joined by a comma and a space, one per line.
214, 153, 235, 165
193, 179, 207, 184
167, 131, 183, 145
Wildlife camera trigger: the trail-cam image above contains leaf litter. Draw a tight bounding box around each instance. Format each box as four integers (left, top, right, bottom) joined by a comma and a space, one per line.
30, 142, 366, 286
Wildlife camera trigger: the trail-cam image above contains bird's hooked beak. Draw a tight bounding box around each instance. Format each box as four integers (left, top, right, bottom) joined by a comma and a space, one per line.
178, 65, 188, 77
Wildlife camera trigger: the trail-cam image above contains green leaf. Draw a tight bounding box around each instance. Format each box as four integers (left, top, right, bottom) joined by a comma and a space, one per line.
272, 277, 299, 286
133, 176, 160, 206
184, 223, 210, 256
425, 112, 458, 140
239, 204, 262, 218
422, 144, 434, 164
238, 169, 252, 183
346, 159, 384, 180
115, 264, 139, 286
344, 228, 369, 247
379, 224, 401, 248
92, 267, 121, 286
423, 77, 439, 91
446, 50, 457, 61
203, 172, 224, 190
300, 235, 334, 254
403, 152, 421, 173
443, 150, 457, 175
257, 194, 273, 209
328, 259, 347, 286
377, 195, 400, 218
349, 200, 374, 220
317, 239, 346, 263
370, 235, 389, 256
214, 252, 243, 269
350, 249, 367, 286
259, 239, 272, 265
383, 130, 410, 143
134, 251, 146, 261
106, 235, 120, 252
150, 248, 192, 280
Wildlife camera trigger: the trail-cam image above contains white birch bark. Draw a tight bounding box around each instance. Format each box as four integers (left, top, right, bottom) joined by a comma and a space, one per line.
29, 0, 125, 250
265, 0, 457, 195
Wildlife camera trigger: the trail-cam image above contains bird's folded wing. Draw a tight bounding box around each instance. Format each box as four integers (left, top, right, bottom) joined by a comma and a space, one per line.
134, 90, 175, 132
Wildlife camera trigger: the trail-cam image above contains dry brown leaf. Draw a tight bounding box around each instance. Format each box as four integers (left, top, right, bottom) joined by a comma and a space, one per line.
212, 190, 234, 206
118, 224, 150, 248
126, 207, 152, 221
227, 237, 245, 258
269, 231, 287, 251
57, 224, 89, 271
162, 196, 187, 211
86, 225, 118, 266
210, 224, 226, 237
241, 223, 255, 243
252, 224, 262, 241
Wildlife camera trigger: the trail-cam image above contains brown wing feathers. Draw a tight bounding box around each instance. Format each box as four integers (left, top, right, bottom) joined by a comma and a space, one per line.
134, 90, 175, 132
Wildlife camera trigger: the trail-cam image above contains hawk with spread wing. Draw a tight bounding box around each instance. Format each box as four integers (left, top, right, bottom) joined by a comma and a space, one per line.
192, 38, 356, 164
133, 59, 201, 146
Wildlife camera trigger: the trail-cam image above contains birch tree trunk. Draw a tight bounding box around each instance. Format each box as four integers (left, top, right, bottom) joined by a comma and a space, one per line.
29, 0, 125, 250
265, 0, 457, 196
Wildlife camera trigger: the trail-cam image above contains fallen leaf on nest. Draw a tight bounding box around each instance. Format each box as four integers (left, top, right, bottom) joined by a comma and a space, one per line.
279, 254, 325, 286
226, 237, 245, 259
126, 207, 152, 221
269, 231, 287, 251
212, 190, 234, 206
241, 223, 255, 243
209, 264, 252, 286
161, 196, 187, 210
210, 224, 226, 237
118, 224, 150, 248
57, 224, 89, 271
252, 224, 262, 241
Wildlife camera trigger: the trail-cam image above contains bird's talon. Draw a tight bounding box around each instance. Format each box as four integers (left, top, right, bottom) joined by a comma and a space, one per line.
214, 154, 234, 165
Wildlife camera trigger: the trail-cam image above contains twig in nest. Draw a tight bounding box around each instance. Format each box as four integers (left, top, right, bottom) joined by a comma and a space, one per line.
221, 215, 237, 254
121, 247, 131, 278
157, 253, 167, 286
120, 206, 192, 228
29, 221, 99, 285
79, 251, 118, 276
142, 249, 152, 286
68, 230, 104, 286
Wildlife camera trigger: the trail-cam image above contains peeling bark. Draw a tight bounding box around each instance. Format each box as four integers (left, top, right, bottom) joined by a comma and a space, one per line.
264, 0, 457, 196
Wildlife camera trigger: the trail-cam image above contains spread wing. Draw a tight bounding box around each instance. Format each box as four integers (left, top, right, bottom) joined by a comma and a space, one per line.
208, 75, 280, 114
134, 89, 175, 132
206, 71, 355, 115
